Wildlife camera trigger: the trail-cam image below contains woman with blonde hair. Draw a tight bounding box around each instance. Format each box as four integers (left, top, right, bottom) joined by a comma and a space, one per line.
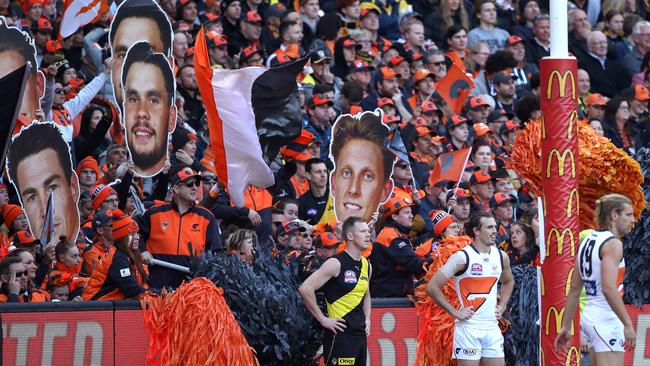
227, 229, 258, 264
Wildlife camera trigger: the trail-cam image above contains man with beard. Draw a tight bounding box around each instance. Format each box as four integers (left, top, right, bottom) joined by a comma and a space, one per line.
121, 41, 176, 177
493, 71, 517, 115
427, 212, 513, 365
176, 64, 203, 130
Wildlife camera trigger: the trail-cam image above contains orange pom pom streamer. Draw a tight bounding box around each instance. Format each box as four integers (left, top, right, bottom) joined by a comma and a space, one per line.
140, 277, 259, 366
508, 120, 646, 230
413, 235, 473, 366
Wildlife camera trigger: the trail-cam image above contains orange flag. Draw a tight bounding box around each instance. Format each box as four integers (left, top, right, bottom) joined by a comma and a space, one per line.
436, 64, 474, 114
429, 148, 472, 185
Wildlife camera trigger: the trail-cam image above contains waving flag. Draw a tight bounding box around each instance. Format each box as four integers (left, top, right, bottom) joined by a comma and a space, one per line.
59, 0, 109, 39
39, 191, 54, 255
387, 128, 409, 163
436, 64, 474, 114
429, 148, 472, 183
194, 27, 306, 207
0, 63, 30, 166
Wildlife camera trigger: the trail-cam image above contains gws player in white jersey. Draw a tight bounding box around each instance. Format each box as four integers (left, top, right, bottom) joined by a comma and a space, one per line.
556, 194, 636, 365
427, 212, 514, 365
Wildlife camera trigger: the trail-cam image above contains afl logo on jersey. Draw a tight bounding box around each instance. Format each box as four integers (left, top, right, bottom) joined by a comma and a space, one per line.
344, 270, 357, 284
470, 263, 483, 275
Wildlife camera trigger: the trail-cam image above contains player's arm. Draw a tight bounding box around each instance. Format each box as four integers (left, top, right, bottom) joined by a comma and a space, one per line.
600, 239, 636, 349
426, 251, 473, 320
497, 250, 514, 318
555, 259, 584, 351
298, 258, 346, 333
364, 262, 373, 336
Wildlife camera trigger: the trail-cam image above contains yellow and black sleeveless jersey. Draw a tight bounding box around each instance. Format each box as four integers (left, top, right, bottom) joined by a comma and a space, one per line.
324, 251, 369, 336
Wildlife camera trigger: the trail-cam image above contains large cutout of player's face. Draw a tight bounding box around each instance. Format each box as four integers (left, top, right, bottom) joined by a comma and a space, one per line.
109, 0, 172, 107
329, 110, 395, 223
0, 17, 44, 124
121, 41, 176, 177
6, 122, 80, 243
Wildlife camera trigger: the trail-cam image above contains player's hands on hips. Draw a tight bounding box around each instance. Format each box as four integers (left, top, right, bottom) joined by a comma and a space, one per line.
555, 327, 571, 352
320, 317, 346, 334
454, 306, 474, 320
624, 324, 636, 350
579, 330, 589, 353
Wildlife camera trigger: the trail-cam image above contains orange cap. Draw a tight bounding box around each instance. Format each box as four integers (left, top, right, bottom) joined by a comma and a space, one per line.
414, 69, 434, 84
430, 210, 455, 237
378, 97, 394, 107
112, 209, 139, 241
415, 126, 432, 137
382, 190, 413, 218
1, 204, 23, 228
421, 101, 438, 114
585, 93, 606, 107
634, 85, 650, 102
414, 116, 429, 128
379, 66, 398, 81
473, 122, 493, 137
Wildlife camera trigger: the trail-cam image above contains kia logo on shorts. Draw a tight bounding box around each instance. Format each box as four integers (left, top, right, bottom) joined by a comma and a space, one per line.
463, 348, 477, 356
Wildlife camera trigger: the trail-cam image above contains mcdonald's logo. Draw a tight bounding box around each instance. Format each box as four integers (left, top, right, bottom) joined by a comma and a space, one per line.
540, 271, 545, 296
565, 267, 574, 296
547, 227, 576, 256
567, 110, 578, 139
566, 189, 579, 218
547, 149, 576, 178
565, 346, 580, 366
546, 70, 576, 100
541, 116, 546, 139
545, 306, 573, 336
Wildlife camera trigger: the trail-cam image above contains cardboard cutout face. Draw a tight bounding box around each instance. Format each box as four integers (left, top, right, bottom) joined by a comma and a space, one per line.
6, 122, 80, 243
329, 110, 395, 224
109, 0, 173, 108
0, 17, 44, 125
121, 41, 177, 177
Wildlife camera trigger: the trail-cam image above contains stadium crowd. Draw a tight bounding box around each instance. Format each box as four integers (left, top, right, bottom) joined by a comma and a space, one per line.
0, 0, 648, 363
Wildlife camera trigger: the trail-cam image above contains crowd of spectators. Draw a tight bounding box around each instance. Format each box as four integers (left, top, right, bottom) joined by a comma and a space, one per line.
0, 0, 647, 349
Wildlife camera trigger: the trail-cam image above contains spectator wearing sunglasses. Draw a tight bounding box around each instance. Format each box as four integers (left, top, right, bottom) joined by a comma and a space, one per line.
48, 57, 113, 143
0, 256, 25, 302
139, 166, 222, 289
6, 247, 51, 302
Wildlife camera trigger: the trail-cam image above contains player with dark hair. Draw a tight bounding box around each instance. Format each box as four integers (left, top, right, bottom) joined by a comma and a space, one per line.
109, 0, 173, 106
6, 122, 80, 244
121, 41, 177, 176
427, 212, 513, 365
0, 17, 43, 125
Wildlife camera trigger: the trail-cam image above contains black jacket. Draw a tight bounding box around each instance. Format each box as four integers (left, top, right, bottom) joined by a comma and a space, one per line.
369, 223, 429, 298
578, 54, 630, 98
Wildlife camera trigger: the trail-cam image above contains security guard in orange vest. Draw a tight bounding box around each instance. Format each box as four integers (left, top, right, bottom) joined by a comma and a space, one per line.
369, 190, 430, 297
140, 167, 222, 289
83, 210, 153, 301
